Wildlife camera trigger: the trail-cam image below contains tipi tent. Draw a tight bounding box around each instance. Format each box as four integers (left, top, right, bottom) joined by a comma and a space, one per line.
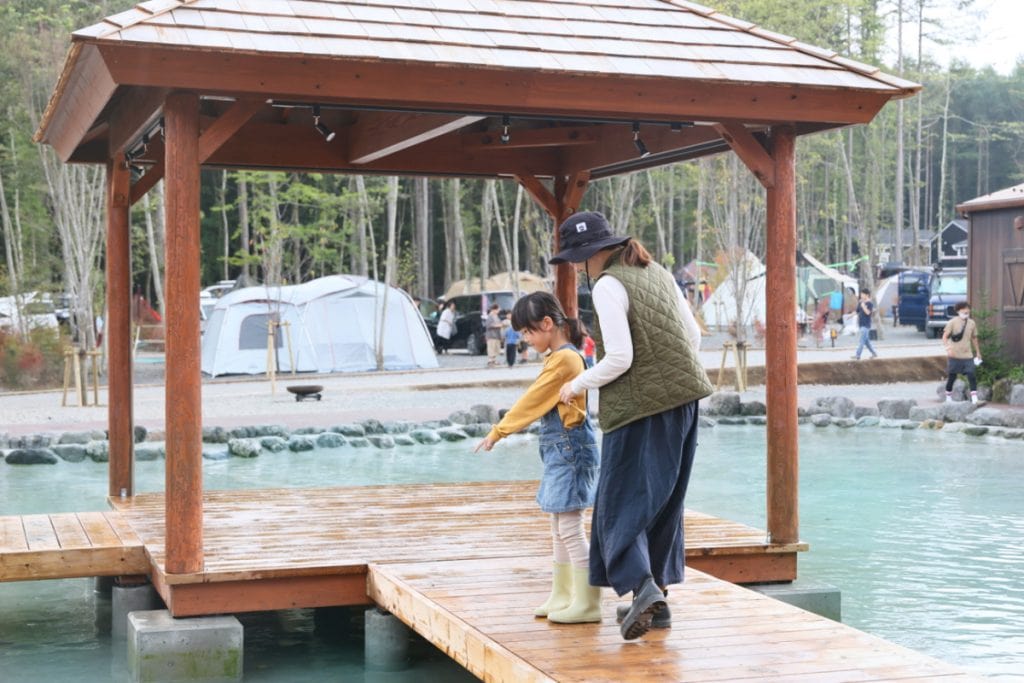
201, 275, 438, 377
701, 251, 767, 328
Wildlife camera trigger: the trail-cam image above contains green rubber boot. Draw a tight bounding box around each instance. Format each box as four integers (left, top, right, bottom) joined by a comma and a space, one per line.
534, 562, 572, 617
548, 567, 602, 624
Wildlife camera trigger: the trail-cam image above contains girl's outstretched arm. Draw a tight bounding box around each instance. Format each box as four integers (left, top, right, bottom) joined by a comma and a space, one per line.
481, 351, 577, 447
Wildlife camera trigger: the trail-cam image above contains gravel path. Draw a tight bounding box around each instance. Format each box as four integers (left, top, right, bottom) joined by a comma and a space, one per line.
0, 325, 949, 437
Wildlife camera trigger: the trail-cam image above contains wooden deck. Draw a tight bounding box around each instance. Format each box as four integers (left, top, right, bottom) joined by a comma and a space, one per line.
105, 481, 805, 616
0, 482, 979, 681
369, 555, 979, 682
0, 511, 146, 581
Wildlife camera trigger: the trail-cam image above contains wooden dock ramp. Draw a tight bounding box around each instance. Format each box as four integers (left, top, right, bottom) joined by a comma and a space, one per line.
0, 511, 147, 581
369, 555, 979, 682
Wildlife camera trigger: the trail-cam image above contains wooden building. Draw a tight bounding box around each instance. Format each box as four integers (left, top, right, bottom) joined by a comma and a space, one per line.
930, 218, 969, 268
957, 183, 1024, 363
34, 0, 918, 579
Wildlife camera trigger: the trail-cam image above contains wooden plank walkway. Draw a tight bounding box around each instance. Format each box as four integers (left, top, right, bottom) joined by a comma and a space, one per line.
0, 511, 147, 581
106, 481, 804, 616
369, 555, 980, 682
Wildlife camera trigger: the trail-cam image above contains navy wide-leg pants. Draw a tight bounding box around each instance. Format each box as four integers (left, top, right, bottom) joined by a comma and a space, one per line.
589, 401, 699, 596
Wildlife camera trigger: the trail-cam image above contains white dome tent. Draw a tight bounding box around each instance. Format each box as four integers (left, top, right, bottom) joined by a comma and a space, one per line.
201, 275, 438, 377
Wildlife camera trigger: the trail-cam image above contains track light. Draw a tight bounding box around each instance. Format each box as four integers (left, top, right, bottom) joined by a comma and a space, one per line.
500, 114, 510, 145
632, 122, 650, 158
312, 105, 336, 142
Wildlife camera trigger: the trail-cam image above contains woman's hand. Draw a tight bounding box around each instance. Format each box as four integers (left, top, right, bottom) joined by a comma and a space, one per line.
559, 381, 578, 404
474, 436, 496, 453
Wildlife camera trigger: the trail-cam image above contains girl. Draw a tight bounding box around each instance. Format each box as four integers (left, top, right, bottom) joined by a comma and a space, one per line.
553, 210, 711, 641
475, 292, 601, 623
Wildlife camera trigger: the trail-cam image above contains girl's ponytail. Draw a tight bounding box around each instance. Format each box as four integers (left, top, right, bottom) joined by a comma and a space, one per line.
565, 317, 585, 348
619, 238, 652, 267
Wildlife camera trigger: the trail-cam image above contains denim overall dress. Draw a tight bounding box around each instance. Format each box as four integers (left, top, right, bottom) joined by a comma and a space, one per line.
535, 347, 600, 514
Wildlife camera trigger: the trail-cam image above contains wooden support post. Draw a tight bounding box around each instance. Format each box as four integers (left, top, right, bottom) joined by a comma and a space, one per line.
163, 92, 203, 574
764, 125, 799, 546
107, 160, 134, 497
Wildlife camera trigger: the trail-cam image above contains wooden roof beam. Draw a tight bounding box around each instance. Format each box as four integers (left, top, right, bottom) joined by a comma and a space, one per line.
198, 98, 266, 163
108, 87, 170, 158
714, 122, 775, 189
560, 123, 726, 176
130, 140, 164, 206
348, 112, 484, 164
463, 126, 597, 151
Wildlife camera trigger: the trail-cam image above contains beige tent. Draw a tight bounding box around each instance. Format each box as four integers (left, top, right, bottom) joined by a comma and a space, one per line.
443, 271, 550, 299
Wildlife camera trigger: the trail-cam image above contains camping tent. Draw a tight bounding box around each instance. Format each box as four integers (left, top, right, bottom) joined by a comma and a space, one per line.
797, 252, 859, 314
700, 251, 767, 328
874, 275, 899, 321
201, 275, 438, 377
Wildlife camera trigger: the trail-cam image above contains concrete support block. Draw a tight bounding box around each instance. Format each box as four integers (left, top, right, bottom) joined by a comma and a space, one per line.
94, 575, 115, 596
112, 582, 164, 639
748, 579, 841, 622
127, 610, 243, 683
364, 607, 411, 671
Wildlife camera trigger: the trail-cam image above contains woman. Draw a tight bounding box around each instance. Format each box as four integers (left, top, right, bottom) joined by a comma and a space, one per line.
436, 300, 456, 353
554, 210, 712, 641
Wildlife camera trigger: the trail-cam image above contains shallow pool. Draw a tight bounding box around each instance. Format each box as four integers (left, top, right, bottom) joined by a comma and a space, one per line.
2, 426, 1022, 681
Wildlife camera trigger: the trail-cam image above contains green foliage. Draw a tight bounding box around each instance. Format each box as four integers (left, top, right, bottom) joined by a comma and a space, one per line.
971, 294, 1024, 388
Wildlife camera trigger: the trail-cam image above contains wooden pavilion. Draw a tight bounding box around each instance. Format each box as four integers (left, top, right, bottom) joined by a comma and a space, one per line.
35, 0, 919, 579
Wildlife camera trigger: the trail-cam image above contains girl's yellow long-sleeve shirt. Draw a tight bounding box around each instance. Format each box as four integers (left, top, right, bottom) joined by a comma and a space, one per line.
486, 348, 588, 444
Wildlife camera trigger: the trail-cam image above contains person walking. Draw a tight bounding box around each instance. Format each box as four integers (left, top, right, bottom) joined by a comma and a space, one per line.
502, 311, 521, 368
853, 289, 878, 360
476, 292, 601, 623
436, 300, 456, 354
553, 210, 711, 641
942, 301, 983, 404
485, 303, 503, 367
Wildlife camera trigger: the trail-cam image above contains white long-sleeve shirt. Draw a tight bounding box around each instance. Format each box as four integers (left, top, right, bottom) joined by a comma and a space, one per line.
571, 274, 700, 394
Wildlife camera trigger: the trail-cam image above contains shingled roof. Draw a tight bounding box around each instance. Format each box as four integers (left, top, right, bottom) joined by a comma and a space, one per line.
73, 0, 916, 94
37, 0, 919, 176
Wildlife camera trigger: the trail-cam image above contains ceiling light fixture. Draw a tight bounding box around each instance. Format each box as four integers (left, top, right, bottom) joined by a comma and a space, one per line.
500, 114, 511, 145
633, 122, 650, 158
313, 105, 336, 142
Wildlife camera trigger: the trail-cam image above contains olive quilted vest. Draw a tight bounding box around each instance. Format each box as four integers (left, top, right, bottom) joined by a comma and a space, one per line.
592, 250, 713, 432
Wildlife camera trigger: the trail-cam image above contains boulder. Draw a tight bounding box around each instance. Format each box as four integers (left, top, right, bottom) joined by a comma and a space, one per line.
937, 379, 968, 402
708, 392, 741, 416
810, 414, 832, 427
1011, 384, 1024, 406
746, 416, 767, 426
909, 406, 942, 421
437, 427, 469, 442
877, 399, 917, 420
255, 425, 289, 438
0, 432, 8, 448
202, 448, 231, 461
408, 429, 442, 445
469, 404, 500, 424
698, 416, 717, 428
900, 421, 919, 430
852, 406, 879, 419
227, 438, 262, 458
52, 444, 88, 462
360, 419, 386, 435
966, 407, 1008, 427
447, 410, 476, 425
831, 417, 857, 428
135, 444, 164, 461
962, 426, 989, 437
10, 433, 55, 449
228, 426, 258, 439
260, 436, 288, 452
460, 423, 491, 438
381, 421, 413, 434
332, 424, 366, 438
1004, 412, 1024, 430
287, 435, 316, 452
977, 385, 993, 402
418, 419, 452, 430
86, 440, 110, 462
5, 448, 59, 465
367, 435, 396, 449
315, 433, 347, 449
716, 416, 747, 425
347, 437, 371, 448
292, 426, 321, 435
999, 429, 1024, 440
59, 431, 94, 445
739, 401, 767, 416
393, 434, 417, 447
133, 425, 148, 443
807, 396, 855, 418
878, 418, 909, 429
855, 416, 880, 428
203, 426, 230, 444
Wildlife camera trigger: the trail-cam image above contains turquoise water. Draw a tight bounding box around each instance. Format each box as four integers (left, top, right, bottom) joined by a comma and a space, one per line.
2, 427, 1023, 680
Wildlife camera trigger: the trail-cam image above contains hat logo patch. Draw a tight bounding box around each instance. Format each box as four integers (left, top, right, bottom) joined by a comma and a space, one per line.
575, 222, 588, 233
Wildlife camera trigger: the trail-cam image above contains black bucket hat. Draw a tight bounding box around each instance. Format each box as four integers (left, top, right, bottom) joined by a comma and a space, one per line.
549, 211, 630, 264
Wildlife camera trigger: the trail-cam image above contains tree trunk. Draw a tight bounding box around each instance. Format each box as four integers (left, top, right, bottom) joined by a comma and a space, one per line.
893, 0, 905, 265
489, 181, 514, 289
414, 177, 430, 297
143, 186, 165, 316
936, 76, 951, 231
377, 176, 399, 370
511, 184, 523, 299
220, 170, 230, 281
452, 179, 470, 285
238, 175, 251, 282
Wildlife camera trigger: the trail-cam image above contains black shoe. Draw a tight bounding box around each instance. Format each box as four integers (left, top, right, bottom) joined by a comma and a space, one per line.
619, 578, 667, 640
616, 602, 671, 629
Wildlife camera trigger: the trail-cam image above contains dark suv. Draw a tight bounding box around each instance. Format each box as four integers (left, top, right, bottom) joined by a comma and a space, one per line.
427, 291, 516, 354
925, 270, 967, 339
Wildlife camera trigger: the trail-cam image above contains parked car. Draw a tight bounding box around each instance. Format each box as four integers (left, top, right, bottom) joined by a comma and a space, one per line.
925, 269, 968, 339
426, 291, 517, 354
896, 269, 933, 332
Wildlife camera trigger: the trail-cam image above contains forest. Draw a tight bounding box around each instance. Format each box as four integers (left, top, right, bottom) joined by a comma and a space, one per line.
1, 0, 1022, 354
